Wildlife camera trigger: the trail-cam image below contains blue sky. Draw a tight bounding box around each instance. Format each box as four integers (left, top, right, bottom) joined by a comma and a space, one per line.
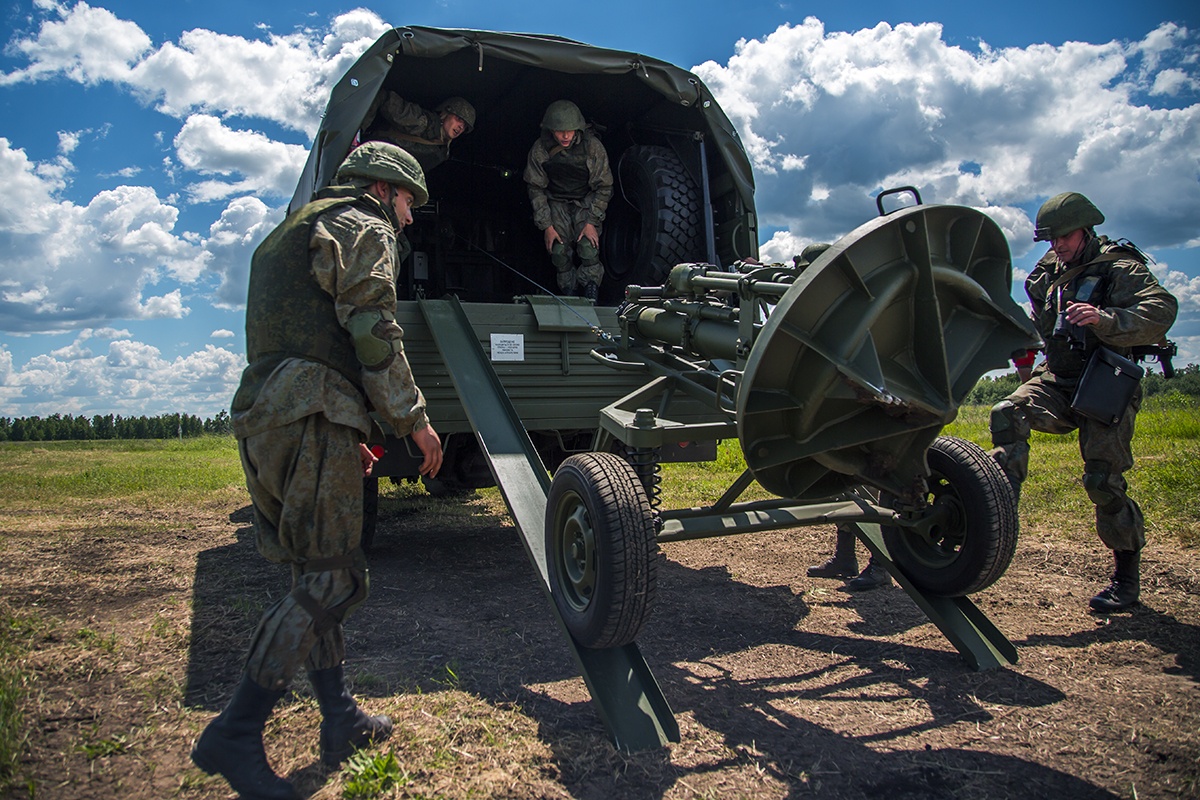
1, 0, 1197, 418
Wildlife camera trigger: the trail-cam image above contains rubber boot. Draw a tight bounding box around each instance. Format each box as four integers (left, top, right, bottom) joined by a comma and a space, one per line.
846, 557, 892, 591
308, 665, 394, 768
1089, 549, 1141, 612
807, 526, 859, 578
191, 675, 299, 800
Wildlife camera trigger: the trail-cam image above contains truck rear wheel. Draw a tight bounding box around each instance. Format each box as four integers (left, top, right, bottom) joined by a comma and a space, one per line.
881, 436, 1018, 596
545, 452, 658, 648
601, 145, 704, 302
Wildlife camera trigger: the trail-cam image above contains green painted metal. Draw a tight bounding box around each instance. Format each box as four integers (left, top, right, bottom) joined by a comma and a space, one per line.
654, 494, 1017, 670
418, 296, 680, 752
851, 522, 1018, 670
739, 204, 1041, 504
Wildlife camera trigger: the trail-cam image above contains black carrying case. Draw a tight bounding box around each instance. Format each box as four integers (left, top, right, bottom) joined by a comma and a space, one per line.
1071, 346, 1144, 425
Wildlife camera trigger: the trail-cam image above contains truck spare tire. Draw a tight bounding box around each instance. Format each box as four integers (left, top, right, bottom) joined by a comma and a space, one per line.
601, 144, 704, 303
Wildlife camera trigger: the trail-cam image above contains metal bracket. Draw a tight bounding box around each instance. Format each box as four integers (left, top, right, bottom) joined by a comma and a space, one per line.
850, 521, 1018, 671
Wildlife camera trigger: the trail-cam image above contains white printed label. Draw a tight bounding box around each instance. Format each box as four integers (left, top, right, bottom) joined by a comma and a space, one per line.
490, 333, 525, 362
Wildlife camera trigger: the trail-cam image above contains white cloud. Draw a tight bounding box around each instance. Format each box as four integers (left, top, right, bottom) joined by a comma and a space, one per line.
173, 114, 309, 201
2, 4, 388, 135
695, 20, 1200, 254
0, 334, 244, 417
0, 138, 277, 332
0, 0, 152, 86
204, 196, 281, 308
211, 329, 235, 338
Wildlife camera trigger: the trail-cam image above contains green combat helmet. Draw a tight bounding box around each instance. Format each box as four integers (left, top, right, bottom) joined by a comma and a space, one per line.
541, 99, 586, 132
336, 141, 429, 207
436, 97, 476, 133
1033, 191, 1105, 241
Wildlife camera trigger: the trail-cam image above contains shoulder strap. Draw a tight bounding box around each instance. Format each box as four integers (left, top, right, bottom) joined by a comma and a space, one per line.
1046, 253, 1123, 294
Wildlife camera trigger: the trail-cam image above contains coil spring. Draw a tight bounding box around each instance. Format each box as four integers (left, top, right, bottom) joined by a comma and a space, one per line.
624, 445, 663, 514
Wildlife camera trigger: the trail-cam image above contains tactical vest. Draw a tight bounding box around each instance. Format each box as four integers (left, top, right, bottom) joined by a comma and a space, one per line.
1033, 236, 1144, 379
542, 131, 594, 201
232, 194, 390, 412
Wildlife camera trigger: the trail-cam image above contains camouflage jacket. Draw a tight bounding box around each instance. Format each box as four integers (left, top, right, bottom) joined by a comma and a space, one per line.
1026, 235, 1178, 380
362, 91, 451, 173
524, 129, 613, 230
232, 193, 430, 441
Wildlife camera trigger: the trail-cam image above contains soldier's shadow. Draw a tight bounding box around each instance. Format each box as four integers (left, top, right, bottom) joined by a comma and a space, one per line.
1017, 605, 1200, 685
184, 505, 292, 711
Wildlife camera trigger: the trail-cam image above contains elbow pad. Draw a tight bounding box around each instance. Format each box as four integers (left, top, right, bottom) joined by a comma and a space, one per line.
346, 308, 402, 371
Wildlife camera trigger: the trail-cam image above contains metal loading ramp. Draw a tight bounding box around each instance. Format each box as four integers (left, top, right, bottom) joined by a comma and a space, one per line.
418, 296, 679, 752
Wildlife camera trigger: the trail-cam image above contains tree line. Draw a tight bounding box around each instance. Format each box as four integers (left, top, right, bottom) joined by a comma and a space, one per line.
0, 411, 232, 442
0, 364, 1195, 442
964, 363, 1200, 406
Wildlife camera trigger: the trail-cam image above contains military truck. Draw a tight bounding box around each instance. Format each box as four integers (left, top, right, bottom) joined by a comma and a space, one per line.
289, 27, 1039, 750
291, 26, 760, 524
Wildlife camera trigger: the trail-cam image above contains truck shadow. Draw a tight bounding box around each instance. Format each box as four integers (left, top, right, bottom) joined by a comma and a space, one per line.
185, 506, 1113, 798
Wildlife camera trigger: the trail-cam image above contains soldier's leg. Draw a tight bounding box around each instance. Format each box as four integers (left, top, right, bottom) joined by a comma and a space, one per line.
989, 378, 1067, 503
807, 523, 859, 579
1079, 394, 1144, 612
573, 208, 604, 299
548, 201, 578, 293
243, 414, 390, 762
195, 416, 380, 794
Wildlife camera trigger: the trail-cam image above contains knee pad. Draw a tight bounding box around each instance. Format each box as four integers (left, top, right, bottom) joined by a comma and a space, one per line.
1082, 461, 1121, 512
989, 400, 1028, 445
346, 308, 402, 371
291, 562, 369, 636
577, 238, 601, 267
549, 241, 571, 270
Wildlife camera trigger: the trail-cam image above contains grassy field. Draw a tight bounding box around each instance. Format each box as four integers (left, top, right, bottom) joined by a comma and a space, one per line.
0, 399, 1197, 797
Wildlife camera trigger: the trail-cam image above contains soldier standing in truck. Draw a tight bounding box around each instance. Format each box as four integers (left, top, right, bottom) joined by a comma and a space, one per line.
524, 99, 614, 301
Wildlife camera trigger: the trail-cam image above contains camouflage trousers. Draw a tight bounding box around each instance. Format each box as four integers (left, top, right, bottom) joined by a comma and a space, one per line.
237, 413, 369, 689
546, 199, 604, 294
989, 374, 1145, 552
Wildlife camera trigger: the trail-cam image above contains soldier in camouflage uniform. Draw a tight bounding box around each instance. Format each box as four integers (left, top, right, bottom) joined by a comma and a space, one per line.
524, 99, 614, 299
361, 93, 476, 174
989, 192, 1177, 613
191, 142, 443, 800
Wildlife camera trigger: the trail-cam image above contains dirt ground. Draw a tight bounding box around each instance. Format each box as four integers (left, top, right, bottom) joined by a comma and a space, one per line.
1, 489, 1198, 799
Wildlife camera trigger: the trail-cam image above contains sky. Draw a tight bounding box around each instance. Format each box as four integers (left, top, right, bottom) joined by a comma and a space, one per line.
1, 0, 1198, 419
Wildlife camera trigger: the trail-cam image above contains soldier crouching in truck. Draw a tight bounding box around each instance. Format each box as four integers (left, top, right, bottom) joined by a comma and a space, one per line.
988, 192, 1177, 614
191, 142, 443, 800
524, 99, 614, 301
361, 92, 476, 174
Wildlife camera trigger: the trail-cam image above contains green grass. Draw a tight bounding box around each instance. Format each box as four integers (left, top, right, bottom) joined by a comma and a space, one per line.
948, 395, 1200, 546
0, 435, 244, 508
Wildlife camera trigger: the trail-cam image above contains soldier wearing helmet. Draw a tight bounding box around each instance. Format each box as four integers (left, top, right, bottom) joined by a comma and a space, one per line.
361, 92, 476, 173
192, 141, 442, 800
989, 191, 1177, 614
523, 99, 614, 300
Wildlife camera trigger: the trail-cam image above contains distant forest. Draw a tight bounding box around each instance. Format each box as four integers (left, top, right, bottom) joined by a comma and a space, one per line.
0, 364, 1195, 442
0, 411, 231, 442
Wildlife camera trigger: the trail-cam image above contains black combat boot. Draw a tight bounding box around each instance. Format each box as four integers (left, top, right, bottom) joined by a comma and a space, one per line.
191, 675, 300, 800
581, 281, 599, 303
1089, 549, 1141, 612
308, 664, 394, 768
807, 526, 859, 578
846, 557, 892, 591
